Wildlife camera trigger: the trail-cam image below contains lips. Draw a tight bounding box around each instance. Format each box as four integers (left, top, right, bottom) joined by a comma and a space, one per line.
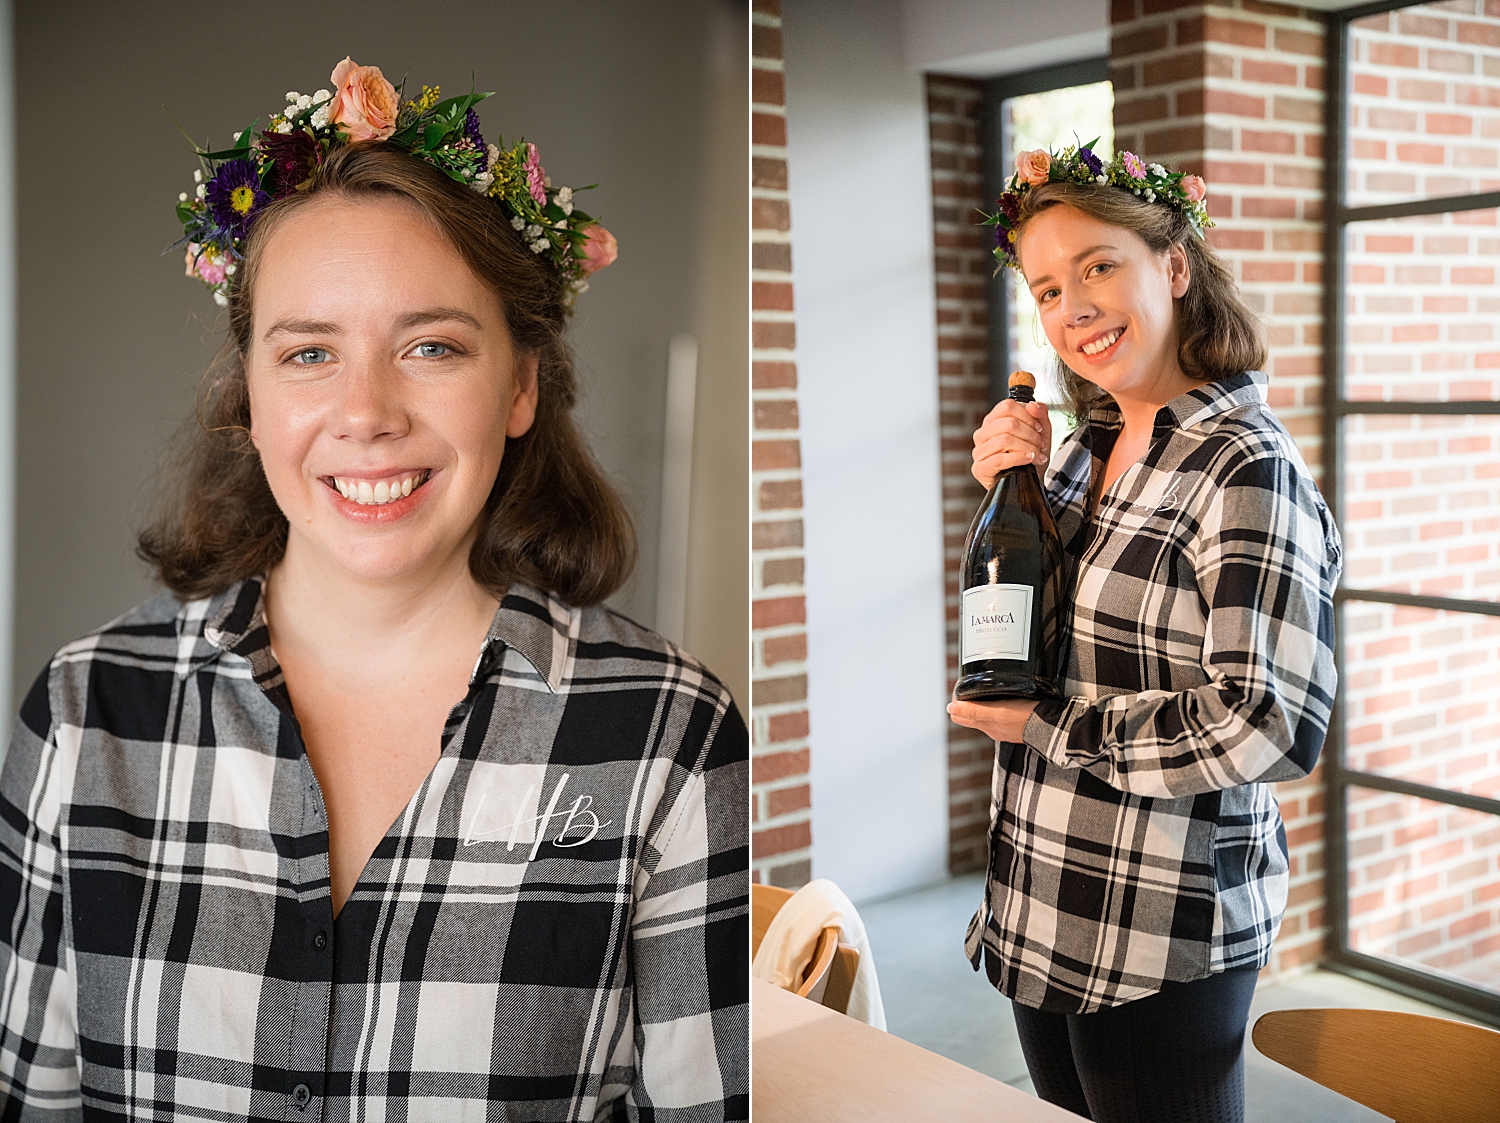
1079, 327, 1123, 357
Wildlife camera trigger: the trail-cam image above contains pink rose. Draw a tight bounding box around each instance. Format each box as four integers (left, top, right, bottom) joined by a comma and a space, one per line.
1123, 151, 1147, 180
523, 143, 547, 207
580, 225, 618, 274
1181, 174, 1207, 203
1015, 149, 1051, 187
327, 57, 399, 143
184, 243, 229, 286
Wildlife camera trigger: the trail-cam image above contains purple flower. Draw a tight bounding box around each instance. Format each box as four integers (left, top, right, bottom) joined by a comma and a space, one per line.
1079, 147, 1103, 177
206, 159, 269, 238
463, 107, 485, 151
259, 130, 321, 198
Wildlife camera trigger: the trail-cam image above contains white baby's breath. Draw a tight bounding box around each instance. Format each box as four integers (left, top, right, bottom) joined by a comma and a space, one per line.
312, 89, 332, 104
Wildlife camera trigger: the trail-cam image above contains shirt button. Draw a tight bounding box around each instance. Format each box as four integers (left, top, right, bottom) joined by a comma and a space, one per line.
292, 1083, 311, 1108
314, 931, 328, 951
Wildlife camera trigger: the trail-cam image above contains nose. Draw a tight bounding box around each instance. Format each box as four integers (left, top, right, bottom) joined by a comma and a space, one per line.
1058, 283, 1097, 328
332, 354, 410, 444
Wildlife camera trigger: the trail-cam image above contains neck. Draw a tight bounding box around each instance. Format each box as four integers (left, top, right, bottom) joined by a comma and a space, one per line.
265, 531, 499, 671
1109, 352, 1203, 442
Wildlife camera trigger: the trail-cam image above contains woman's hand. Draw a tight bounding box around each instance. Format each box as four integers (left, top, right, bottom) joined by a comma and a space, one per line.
971, 398, 1052, 489
947, 698, 1039, 743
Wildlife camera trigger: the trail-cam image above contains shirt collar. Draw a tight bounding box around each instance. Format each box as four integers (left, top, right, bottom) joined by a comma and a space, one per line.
182, 576, 572, 693
1086, 370, 1267, 435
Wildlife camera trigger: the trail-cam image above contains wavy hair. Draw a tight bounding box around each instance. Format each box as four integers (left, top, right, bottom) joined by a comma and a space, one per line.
1012, 181, 1266, 418
139, 143, 636, 604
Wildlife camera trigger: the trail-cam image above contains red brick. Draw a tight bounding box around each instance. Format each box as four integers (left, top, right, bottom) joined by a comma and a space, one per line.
1353, 73, 1388, 98
762, 633, 807, 666
754, 748, 808, 784
1241, 128, 1296, 154
1273, 95, 1322, 123
766, 710, 810, 743
753, 438, 801, 470
753, 361, 796, 390
752, 320, 795, 351
752, 518, 802, 550
753, 595, 805, 629
760, 557, 803, 589
753, 280, 794, 311
753, 156, 787, 191
1370, 42, 1420, 68
1459, 20, 1500, 48
1242, 59, 1299, 87
1396, 142, 1447, 164
752, 68, 785, 108
754, 674, 807, 706
751, 24, 783, 61
752, 111, 786, 147
753, 241, 792, 273
1275, 27, 1323, 57
767, 784, 811, 818
1113, 24, 1169, 55
753, 820, 811, 858
758, 479, 803, 511
754, 399, 799, 431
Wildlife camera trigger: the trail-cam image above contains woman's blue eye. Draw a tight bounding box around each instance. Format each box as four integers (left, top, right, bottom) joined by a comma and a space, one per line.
414, 342, 450, 358
291, 347, 329, 364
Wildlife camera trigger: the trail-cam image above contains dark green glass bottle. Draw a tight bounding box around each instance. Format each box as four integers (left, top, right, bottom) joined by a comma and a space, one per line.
954, 371, 1065, 702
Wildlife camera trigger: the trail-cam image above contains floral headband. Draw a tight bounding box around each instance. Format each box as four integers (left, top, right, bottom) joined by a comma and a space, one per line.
175, 57, 617, 308
982, 140, 1211, 271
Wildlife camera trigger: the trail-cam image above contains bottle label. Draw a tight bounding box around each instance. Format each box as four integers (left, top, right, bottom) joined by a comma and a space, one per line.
962, 583, 1032, 664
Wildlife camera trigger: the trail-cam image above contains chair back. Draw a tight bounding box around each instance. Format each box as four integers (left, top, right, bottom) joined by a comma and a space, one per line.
1251, 1007, 1500, 1123
751, 882, 861, 1015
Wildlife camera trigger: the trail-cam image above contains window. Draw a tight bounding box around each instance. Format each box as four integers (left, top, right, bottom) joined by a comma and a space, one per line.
1327, 0, 1500, 1024
981, 59, 1111, 447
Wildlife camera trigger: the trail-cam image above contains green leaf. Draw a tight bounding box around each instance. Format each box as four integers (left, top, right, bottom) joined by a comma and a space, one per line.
430, 90, 493, 120
422, 122, 449, 151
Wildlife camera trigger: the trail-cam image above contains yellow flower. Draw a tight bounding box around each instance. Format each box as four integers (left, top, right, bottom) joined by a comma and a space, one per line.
230, 185, 257, 215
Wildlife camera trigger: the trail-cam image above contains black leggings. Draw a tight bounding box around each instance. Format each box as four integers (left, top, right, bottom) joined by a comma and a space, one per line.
1011, 967, 1260, 1123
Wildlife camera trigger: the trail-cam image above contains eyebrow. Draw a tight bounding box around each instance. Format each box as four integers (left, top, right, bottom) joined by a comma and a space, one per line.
1026, 245, 1120, 288
261, 307, 485, 342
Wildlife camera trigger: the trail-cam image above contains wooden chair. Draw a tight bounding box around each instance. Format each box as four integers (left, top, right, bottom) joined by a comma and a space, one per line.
752, 883, 861, 1015
1252, 1007, 1500, 1123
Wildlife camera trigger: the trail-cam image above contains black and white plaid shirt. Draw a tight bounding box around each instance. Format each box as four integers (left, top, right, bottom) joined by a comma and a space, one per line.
966, 371, 1341, 1014
0, 578, 748, 1121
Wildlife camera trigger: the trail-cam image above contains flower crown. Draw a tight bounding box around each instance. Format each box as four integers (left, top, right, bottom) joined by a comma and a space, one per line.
982, 140, 1211, 271
175, 57, 617, 308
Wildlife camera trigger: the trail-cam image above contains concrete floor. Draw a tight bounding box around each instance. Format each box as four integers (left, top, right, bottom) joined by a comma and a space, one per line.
859, 874, 1476, 1123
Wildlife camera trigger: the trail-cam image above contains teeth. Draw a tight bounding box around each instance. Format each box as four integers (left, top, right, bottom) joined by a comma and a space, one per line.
1082, 329, 1122, 356
331, 471, 428, 506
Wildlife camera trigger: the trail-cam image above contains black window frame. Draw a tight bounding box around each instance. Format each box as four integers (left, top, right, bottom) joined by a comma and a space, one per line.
980, 57, 1109, 406
1324, 0, 1500, 1028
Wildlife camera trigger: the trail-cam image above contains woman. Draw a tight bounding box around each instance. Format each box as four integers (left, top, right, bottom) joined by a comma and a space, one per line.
949, 146, 1340, 1123
0, 60, 746, 1122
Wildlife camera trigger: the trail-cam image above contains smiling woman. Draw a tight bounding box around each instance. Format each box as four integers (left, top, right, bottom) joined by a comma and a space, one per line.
0, 65, 747, 1123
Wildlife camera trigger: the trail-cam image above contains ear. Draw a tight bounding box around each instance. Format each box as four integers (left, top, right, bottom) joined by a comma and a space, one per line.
1167, 241, 1191, 300
506, 350, 540, 438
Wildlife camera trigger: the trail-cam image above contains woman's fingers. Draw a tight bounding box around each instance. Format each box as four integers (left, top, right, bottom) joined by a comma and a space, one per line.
971, 401, 1050, 488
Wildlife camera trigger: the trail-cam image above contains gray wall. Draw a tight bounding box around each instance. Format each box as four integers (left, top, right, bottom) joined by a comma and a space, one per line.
13, 0, 747, 710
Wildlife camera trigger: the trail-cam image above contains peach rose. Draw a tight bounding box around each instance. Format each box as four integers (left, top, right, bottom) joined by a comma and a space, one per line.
1015, 149, 1051, 186
580, 225, 618, 274
327, 57, 398, 143
1181, 174, 1207, 203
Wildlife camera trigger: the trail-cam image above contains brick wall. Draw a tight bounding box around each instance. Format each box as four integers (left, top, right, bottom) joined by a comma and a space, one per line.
927, 75, 998, 875
1109, 0, 1329, 976
751, 0, 813, 888
1338, 0, 1500, 994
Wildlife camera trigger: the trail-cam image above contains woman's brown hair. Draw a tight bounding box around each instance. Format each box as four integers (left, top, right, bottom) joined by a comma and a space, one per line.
139, 143, 636, 605
1012, 181, 1266, 418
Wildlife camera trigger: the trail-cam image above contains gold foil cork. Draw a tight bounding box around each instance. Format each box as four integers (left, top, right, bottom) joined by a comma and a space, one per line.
1008, 370, 1037, 390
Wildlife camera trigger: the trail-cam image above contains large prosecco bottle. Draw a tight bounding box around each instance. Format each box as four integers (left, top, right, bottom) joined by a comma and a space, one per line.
954, 371, 1065, 702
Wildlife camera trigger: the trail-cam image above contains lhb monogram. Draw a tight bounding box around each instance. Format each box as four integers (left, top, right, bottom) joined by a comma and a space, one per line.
462, 772, 613, 861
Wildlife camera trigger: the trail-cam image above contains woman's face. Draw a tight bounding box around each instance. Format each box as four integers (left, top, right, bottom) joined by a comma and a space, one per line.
246, 194, 538, 584
1017, 204, 1191, 404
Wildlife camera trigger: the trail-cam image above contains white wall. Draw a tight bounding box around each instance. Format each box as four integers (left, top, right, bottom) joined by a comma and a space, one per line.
783, 0, 950, 903
898, 0, 1108, 78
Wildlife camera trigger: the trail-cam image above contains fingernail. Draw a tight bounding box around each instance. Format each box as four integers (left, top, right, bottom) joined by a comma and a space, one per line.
1028, 452, 1036, 460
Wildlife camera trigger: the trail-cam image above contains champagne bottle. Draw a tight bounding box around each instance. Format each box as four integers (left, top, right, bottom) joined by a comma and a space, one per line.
955, 371, 1065, 702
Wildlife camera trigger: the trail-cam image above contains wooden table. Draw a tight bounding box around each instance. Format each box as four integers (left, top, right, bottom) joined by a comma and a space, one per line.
752, 978, 1084, 1121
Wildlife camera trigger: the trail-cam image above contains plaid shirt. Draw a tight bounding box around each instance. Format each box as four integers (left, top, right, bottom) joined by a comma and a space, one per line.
0, 578, 748, 1121
966, 371, 1341, 1014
